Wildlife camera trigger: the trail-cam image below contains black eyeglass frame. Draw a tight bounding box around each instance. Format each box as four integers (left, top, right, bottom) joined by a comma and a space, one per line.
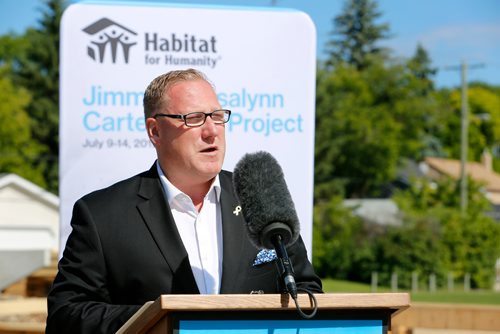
153, 109, 231, 128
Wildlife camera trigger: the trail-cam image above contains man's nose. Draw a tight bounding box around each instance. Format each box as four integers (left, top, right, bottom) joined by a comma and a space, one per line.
201, 115, 218, 136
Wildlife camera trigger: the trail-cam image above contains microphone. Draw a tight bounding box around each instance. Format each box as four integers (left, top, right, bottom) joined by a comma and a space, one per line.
233, 151, 299, 298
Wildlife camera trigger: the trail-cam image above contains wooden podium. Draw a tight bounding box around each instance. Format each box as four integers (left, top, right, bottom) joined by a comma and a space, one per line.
117, 293, 409, 334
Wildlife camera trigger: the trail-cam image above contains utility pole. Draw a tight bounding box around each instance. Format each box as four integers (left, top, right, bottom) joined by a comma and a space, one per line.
460, 61, 468, 217
445, 61, 484, 217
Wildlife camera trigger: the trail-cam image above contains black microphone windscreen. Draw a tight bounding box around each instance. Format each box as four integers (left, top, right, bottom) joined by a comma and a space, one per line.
232, 151, 300, 249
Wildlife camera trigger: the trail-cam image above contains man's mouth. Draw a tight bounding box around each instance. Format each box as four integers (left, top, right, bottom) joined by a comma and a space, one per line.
201, 147, 217, 153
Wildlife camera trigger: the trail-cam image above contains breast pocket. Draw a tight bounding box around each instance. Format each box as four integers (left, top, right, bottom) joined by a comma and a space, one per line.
243, 260, 279, 293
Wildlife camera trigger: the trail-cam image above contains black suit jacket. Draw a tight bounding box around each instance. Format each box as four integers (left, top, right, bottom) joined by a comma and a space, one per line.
46, 163, 322, 333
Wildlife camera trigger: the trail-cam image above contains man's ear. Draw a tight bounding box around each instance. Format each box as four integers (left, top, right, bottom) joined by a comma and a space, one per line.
146, 117, 160, 146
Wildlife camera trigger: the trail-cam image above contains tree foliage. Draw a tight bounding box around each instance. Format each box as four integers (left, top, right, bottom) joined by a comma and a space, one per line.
392, 177, 500, 289
313, 196, 378, 281
446, 85, 500, 162
314, 0, 500, 289
315, 48, 447, 199
314, 177, 500, 289
326, 0, 391, 70
407, 43, 436, 95
0, 70, 45, 185
2, 0, 66, 193
317, 0, 449, 199
315, 63, 401, 199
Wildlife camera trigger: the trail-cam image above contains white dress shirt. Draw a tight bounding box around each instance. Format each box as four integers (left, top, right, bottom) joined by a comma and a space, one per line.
157, 162, 223, 294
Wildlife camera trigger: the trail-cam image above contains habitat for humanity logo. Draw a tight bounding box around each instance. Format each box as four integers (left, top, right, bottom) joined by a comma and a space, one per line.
82, 18, 138, 64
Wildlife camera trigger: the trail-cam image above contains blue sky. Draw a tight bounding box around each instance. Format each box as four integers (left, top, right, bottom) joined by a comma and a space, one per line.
1, 0, 499, 88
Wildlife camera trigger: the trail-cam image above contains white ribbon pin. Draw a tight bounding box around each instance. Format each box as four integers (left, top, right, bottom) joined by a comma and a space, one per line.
233, 205, 242, 216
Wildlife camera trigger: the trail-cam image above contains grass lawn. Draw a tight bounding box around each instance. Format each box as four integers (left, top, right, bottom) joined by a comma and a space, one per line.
322, 278, 500, 305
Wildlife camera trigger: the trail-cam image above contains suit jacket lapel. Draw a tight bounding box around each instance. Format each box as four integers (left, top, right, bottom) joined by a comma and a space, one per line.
136, 163, 199, 293
219, 171, 248, 293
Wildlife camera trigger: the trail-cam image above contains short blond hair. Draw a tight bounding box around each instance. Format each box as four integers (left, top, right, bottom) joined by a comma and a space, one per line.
143, 68, 213, 118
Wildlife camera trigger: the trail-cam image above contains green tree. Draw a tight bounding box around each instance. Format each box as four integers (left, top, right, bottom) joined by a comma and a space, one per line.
313, 174, 500, 289
392, 177, 500, 289
313, 196, 376, 280
437, 84, 500, 165
0, 70, 45, 185
315, 61, 406, 199
407, 43, 436, 95
326, 0, 391, 70
372, 217, 446, 289
314, 0, 500, 290
316, 39, 461, 199
7, 0, 66, 193
0, 33, 30, 66
390, 44, 445, 160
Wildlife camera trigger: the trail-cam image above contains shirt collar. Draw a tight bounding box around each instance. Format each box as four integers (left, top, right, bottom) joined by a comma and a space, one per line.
156, 160, 221, 205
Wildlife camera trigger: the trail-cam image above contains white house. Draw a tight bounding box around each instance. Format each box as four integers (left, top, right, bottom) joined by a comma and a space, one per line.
0, 174, 59, 291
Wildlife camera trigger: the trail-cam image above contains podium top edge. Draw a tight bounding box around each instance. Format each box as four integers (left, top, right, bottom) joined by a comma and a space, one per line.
158, 292, 410, 311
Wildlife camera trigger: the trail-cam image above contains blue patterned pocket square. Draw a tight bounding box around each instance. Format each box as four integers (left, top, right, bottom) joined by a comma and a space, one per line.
253, 249, 277, 266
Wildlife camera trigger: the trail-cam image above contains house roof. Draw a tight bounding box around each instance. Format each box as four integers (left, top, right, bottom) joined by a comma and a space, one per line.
424, 157, 500, 192
343, 199, 401, 226
0, 174, 59, 209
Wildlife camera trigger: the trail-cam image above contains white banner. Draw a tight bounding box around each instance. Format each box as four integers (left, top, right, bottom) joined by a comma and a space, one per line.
60, 2, 316, 258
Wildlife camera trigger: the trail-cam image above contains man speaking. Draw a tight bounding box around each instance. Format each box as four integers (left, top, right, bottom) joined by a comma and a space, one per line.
46, 69, 322, 333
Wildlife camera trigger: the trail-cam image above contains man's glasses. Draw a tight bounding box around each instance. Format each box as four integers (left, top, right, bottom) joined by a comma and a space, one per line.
153, 109, 231, 128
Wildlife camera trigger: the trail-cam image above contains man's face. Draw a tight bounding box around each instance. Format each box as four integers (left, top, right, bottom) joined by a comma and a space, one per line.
147, 79, 226, 186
